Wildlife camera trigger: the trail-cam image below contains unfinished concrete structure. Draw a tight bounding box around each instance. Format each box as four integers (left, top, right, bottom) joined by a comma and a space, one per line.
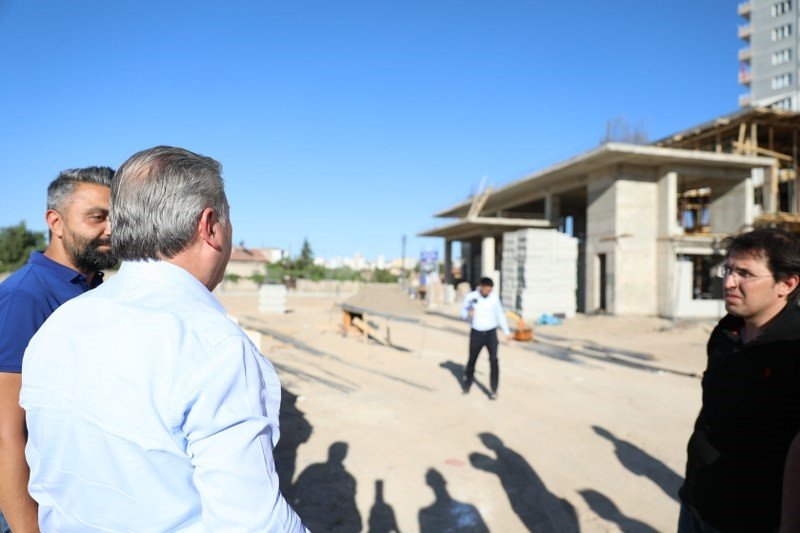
421, 143, 774, 318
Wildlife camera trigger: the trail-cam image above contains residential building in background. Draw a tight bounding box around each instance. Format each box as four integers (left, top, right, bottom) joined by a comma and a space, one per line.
739, 0, 800, 109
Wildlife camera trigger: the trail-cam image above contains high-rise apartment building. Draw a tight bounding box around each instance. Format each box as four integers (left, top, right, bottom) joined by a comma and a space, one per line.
739, 0, 800, 109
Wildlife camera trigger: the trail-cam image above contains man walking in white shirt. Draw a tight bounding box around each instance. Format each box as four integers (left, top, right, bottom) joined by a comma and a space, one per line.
20, 146, 307, 531
460, 277, 510, 400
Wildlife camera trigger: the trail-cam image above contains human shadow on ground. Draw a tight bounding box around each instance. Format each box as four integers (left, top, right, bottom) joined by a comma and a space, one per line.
536, 333, 655, 361
418, 468, 489, 533
368, 479, 401, 533
470, 432, 580, 532
578, 489, 658, 532
592, 426, 682, 503
273, 388, 313, 501
523, 338, 697, 378
439, 361, 492, 398
292, 442, 363, 532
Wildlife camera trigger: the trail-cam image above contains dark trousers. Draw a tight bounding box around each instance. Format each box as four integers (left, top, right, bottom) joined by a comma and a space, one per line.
465, 329, 499, 392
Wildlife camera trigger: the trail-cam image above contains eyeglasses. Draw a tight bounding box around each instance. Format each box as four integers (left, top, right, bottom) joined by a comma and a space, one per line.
715, 265, 774, 284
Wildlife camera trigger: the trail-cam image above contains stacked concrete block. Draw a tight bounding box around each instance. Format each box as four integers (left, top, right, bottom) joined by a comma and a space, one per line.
502, 229, 578, 322
259, 283, 287, 314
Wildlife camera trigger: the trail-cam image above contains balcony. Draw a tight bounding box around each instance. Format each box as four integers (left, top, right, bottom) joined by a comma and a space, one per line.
739, 93, 753, 107
738, 23, 753, 39
738, 70, 752, 84
738, 1, 752, 17
738, 47, 752, 61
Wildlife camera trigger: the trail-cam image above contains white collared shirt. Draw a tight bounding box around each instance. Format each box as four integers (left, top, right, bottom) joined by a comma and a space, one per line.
460, 289, 511, 336
20, 260, 307, 532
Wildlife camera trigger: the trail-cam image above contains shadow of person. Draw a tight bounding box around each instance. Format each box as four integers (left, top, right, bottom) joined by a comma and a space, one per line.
418, 468, 489, 533
591, 425, 682, 502
273, 388, 313, 501
439, 361, 492, 397
578, 489, 658, 532
368, 479, 400, 533
439, 361, 465, 389
470, 432, 579, 532
292, 442, 362, 532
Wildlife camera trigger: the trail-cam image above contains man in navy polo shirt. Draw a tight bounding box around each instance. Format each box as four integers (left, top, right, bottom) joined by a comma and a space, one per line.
0, 166, 116, 532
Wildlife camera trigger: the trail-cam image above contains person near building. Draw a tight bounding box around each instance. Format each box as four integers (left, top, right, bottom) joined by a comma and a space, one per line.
460, 277, 510, 400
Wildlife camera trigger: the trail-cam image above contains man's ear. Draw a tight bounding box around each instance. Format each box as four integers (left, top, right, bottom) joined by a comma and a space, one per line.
779, 274, 800, 298
45, 209, 64, 238
198, 207, 223, 252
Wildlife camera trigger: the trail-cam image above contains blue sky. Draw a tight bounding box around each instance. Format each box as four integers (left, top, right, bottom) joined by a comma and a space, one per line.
0, 1, 741, 261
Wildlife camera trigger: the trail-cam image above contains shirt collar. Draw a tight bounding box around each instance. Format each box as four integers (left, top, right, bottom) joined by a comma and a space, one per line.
28, 250, 98, 287
116, 260, 226, 314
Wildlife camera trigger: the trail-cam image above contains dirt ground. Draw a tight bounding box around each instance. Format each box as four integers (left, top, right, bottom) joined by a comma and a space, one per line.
218, 285, 716, 533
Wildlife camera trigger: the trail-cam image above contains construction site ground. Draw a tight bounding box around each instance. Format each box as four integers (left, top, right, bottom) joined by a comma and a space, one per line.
218, 284, 714, 532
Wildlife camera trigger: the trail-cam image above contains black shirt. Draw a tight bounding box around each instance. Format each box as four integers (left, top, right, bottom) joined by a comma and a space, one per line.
680, 302, 800, 531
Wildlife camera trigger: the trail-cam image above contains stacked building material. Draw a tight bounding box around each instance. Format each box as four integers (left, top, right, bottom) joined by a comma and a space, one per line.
259, 283, 287, 314
502, 228, 578, 322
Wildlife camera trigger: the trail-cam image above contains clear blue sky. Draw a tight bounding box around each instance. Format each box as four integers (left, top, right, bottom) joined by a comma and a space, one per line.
0, 0, 741, 262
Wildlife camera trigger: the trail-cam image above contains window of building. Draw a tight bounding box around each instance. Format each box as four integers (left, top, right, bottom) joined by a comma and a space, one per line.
772, 0, 793, 16
773, 96, 795, 109
772, 23, 793, 41
772, 72, 793, 89
677, 188, 711, 234
678, 255, 720, 300
772, 48, 792, 65
754, 185, 764, 207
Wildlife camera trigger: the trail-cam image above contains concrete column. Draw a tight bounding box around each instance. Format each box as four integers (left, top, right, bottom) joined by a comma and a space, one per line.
764, 163, 779, 214
657, 170, 680, 237
544, 194, 561, 226
481, 235, 495, 281
444, 240, 453, 284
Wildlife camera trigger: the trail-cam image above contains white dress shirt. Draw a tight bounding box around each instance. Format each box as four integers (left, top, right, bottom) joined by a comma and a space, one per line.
460, 289, 511, 336
20, 260, 306, 532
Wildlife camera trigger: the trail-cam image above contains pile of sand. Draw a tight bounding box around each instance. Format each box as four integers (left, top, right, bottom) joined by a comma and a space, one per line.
343, 283, 425, 320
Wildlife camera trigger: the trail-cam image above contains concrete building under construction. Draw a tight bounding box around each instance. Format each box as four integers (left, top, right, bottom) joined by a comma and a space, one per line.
421, 108, 800, 319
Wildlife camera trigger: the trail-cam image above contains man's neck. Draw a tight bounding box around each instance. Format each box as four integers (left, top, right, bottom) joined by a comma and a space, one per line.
741, 301, 789, 343
42, 246, 96, 285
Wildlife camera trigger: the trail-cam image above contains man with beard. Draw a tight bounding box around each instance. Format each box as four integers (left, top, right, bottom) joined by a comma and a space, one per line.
0, 166, 115, 532
678, 228, 800, 532
20, 147, 305, 531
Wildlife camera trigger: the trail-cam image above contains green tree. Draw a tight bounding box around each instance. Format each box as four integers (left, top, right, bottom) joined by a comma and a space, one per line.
373, 268, 399, 283
0, 222, 46, 273
294, 238, 314, 271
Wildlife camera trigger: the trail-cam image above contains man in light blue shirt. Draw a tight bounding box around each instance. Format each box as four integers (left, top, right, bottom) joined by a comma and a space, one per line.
460, 277, 510, 400
20, 146, 307, 531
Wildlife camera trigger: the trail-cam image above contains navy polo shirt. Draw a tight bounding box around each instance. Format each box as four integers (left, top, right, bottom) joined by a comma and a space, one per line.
0, 251, 103, 373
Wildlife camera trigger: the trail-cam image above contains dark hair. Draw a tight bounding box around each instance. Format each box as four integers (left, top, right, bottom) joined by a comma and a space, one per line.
47, 166, 114, 211
479, 277, 494, 287
724, 228, 800, 297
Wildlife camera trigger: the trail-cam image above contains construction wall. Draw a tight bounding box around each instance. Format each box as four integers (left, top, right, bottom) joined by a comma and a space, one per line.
709, 177, 754, 234
585, 172, 615, 313
584, 169, 658, 315
501, 228, 578, 321
613, 171, 658, 315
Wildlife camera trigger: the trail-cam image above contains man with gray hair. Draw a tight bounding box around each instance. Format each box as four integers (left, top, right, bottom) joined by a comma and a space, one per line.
20, 146, 307, 531
0, 166, 115, 532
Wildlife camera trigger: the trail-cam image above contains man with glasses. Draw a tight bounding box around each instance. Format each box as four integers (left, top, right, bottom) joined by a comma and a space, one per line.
0, 167, 115, 532
678, 228, 800, 532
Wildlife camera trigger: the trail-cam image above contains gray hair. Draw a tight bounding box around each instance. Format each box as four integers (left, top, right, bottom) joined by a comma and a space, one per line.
47, 166, 115, 211
111, 146, 228, 260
